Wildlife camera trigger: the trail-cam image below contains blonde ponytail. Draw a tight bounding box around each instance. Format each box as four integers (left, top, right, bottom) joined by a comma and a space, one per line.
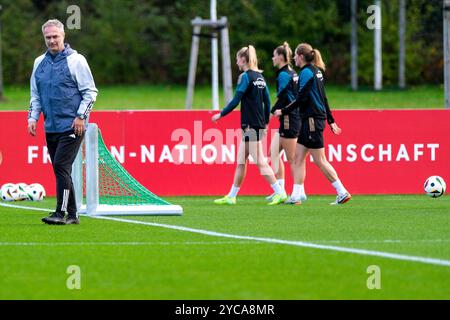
237, 45, 263, 72
295, 43, 326, 71
312, 49, 326, 71
275, 41, 293, 67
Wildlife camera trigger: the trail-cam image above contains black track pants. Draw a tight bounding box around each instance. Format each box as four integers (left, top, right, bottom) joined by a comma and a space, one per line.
46, 130, 84, 215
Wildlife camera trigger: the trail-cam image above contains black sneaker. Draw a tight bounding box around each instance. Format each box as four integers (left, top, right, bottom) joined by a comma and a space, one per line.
42, 212, 66, 225
65, 214, 80, 225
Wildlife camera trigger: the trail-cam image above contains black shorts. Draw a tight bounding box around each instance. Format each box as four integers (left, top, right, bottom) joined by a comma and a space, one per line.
242, 126, 265, 142
297, 117, 325, 149
279, 114, 300, 139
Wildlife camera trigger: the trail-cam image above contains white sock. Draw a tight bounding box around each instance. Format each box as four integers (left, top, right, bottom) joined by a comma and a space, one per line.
228, 185, 240, 198
291, 184, 305, 198
299, 184, 306, 197
277, 179, 285, 190
271, 182, 284, 195
332, 180, 347, 196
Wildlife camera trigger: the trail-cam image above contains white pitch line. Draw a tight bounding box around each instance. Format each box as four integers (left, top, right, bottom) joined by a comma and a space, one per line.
2, 202, 450, 268
93, 216, 450, 268
0, 203, 50, 212
314, 239, 450, 244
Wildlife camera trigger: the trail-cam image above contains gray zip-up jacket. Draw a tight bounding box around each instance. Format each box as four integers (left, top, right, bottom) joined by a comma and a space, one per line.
28, 43, 98, 133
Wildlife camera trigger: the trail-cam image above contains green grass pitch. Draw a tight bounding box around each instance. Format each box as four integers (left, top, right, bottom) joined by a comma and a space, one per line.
0, 85, 443, 110
0, 195, 449, 299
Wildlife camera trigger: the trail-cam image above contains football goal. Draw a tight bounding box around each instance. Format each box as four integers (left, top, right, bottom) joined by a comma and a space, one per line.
72, 123, 183, 216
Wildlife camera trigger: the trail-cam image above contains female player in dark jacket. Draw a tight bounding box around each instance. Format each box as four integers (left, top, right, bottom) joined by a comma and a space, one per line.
266, 42, 300, 203
212, 45, 287, 205
274, 43, 351, 205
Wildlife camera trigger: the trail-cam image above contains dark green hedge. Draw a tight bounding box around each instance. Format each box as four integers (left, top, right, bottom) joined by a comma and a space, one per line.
1, 0, 443, 86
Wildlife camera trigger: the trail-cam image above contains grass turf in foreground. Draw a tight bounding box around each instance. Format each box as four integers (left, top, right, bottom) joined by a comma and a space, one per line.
0, 195, 449, 299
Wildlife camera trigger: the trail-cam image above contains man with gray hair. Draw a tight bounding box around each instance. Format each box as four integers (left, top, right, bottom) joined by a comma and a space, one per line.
28, 19, 98, 225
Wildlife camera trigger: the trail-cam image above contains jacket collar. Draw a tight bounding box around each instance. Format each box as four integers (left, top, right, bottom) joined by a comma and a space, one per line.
276, 64, 291, 76
299, 63, 313, 72
46, 43, 74, 62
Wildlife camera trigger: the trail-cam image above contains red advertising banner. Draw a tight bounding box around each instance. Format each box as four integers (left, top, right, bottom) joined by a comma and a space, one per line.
0, 110, 449, 196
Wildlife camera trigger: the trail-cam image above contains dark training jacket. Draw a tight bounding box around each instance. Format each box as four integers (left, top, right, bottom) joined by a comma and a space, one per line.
281, 64, 335, 125
220, 70, 271, 129
271, 65, 298, 113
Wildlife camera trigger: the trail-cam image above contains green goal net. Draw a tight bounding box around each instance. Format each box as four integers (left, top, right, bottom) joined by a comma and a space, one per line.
96, 132, 171, 206
74, 123, 182, 216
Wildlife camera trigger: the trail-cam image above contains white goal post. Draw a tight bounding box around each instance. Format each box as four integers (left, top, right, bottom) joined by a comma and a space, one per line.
72, 123, 183, 216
